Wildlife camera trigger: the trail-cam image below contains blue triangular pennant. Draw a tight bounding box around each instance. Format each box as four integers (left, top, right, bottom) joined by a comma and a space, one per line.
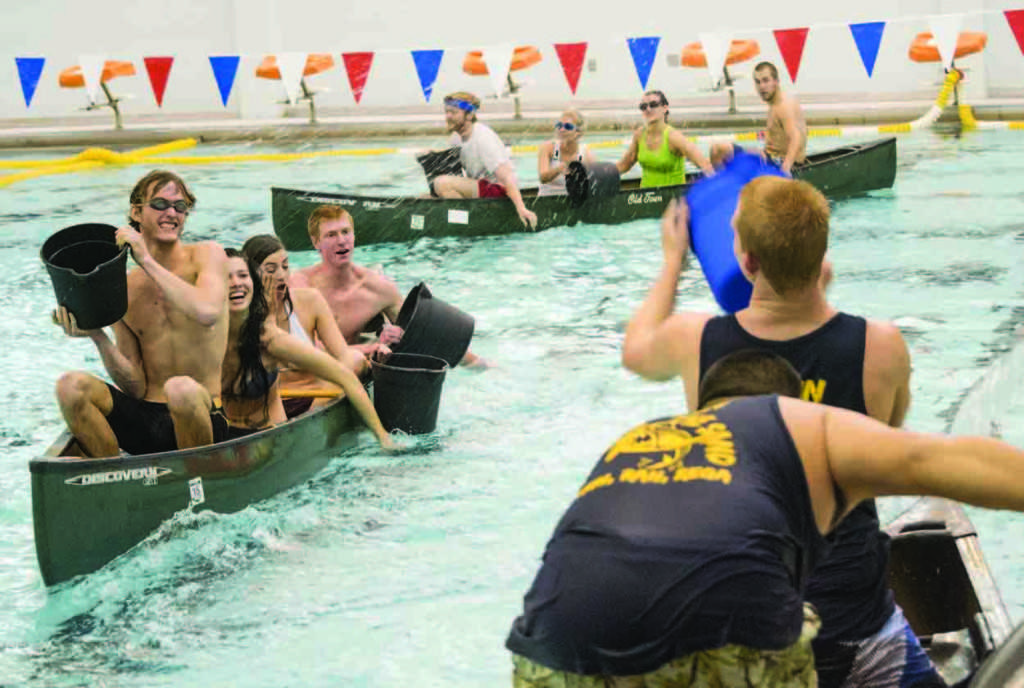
849, 22, 885, 77
411, 49, 444, 102
15, 57, 45, 108
208, 55, 240, 106
627, 36, 660, 90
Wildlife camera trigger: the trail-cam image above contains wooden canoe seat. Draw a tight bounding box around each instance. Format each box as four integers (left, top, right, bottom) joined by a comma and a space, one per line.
461, 46, 543, 120
58, 60, 136, 130
256, 53, 335, 124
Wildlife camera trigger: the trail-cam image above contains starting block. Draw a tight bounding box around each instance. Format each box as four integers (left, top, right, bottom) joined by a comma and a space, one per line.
59, 60, 136, 130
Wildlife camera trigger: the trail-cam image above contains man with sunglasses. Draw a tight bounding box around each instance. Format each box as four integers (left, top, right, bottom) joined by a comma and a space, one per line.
54, 169, 233, 457
616, 89, 714, 187
430, 91, 538, 230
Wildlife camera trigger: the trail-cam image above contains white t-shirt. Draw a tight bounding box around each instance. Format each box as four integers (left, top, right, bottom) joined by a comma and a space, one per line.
448, 122, 510, 183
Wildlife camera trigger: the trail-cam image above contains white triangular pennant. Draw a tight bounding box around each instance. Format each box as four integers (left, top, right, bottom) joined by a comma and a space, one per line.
481, 44, 514, 97
276, 52, 307, 104
927, 14, 964, 69
698, 32, 732, 87
78, 54, 105, 105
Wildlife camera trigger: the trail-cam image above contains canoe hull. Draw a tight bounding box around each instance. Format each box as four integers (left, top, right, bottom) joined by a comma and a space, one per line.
272, 138, 897, 250
885, 497, 1013, 682
31, 396, 363, 586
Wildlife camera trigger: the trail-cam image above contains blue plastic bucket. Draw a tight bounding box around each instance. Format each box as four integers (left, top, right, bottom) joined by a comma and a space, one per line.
685, 150, 787, 313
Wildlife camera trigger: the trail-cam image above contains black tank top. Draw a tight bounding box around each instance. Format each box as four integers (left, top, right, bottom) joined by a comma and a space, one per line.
506, 397, 829, 675
699, 313, 894, 645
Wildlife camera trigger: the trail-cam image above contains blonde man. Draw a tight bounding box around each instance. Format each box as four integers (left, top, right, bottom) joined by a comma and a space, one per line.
431, 91, 538, 229
622, 178, 940, 688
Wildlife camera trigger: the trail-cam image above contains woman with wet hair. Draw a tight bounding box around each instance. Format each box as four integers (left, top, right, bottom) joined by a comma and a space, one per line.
537, 109, 598, 197
222, 248, 393, 447
241, 234, 371, 418
615, 89, 714, 187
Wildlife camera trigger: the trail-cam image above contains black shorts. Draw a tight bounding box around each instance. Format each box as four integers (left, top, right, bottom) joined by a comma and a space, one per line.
282, 396, 314, 419
105, 384, 232, 455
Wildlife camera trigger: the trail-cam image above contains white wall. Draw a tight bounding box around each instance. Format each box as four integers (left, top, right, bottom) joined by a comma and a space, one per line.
1, 0, 1022, 123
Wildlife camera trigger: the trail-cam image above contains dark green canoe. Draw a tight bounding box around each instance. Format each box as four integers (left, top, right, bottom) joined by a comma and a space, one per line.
272, 137, 896, 250
31, 395, 366, 586
885, 497, 1013, 683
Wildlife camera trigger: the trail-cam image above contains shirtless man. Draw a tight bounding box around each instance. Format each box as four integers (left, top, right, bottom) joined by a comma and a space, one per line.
54, 170, 231, 457
430, 91, 538, 230
290, 205, 401, 360
292, 205, 485, 368
622, 179, 941, 688
711, 61, 807, 174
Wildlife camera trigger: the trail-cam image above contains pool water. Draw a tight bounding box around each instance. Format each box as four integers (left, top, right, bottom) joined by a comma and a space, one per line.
1, 128, 1024, 686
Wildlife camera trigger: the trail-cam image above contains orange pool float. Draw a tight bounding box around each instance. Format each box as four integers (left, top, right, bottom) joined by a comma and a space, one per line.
59, 61, 136, 88
909, 31, 987, 62
681, 39, 760, 68
463, 45, 542, 76
256, 53, 335, 79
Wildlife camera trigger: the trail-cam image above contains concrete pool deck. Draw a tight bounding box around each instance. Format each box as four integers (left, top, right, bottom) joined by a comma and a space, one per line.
2, 93, 1023, 150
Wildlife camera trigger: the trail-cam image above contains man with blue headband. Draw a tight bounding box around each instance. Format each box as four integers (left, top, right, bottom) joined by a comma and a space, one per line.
431, 91, 538, 230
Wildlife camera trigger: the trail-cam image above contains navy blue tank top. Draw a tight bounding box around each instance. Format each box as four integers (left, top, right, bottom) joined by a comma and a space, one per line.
699, 313, 894, 645
506, 396, 828, 675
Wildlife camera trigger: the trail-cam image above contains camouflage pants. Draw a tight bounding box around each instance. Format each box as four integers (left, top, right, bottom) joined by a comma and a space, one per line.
512, 604, 819, 688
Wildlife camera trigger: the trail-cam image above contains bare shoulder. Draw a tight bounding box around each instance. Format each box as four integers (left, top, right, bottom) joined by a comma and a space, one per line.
357, 265, 401, 299
188, 241, 228, 269
291, 285, 330, 312
290, 264, 319, 288
864, 318, 911, 388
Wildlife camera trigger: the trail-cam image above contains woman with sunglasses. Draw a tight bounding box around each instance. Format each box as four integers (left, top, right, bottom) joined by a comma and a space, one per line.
221, 248, 393, 448
241, 234, 371, 418
537, 109, 597, 196
615, 90, 714, 187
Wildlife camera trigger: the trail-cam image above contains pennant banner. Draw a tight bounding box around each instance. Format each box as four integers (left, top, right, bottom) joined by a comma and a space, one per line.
928, 14, 964, 69
15, 57, 45, 108
627, 36, 660, 90
773, 28, 809, 82
209, 55, 240, 106
1007, 9, 1024, 55
554, 42, 587, 94
78, 54, 106, 104
481, 44, 514, 96
698, 32, 732, 85
342, 52, 374, 103
143, 56, 174, 107
849, 22, 885, 77
276, 52, 307, 104
411, 49, 443, 102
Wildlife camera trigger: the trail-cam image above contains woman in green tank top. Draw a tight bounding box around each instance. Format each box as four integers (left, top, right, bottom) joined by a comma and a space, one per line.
616, 90, 714, 187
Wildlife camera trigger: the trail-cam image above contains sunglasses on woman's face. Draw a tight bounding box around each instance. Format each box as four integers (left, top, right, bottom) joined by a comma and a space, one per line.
555, 121, 577, 131
639, 101, 664, 112
148, 197, 190, 214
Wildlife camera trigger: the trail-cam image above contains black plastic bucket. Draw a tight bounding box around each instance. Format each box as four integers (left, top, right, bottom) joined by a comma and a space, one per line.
371, 353, 449, 434
40, 223, 129, 330
393, 282, 475, 368
565, 161, 622, 207
416, 147, 464, 196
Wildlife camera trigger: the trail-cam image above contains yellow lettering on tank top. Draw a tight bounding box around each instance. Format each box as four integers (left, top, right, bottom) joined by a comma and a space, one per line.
801, 378, 827, 403
583, 409, 738, 496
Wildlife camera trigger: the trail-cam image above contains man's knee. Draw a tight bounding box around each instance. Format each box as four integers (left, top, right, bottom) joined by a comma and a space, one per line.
164, 376, 208, 416
56, 371, 102, 412
432, 175, 454, 196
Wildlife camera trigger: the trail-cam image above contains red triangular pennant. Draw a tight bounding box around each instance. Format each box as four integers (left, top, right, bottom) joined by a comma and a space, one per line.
554, 42, 587, 94
773, 27, 809, 82
342, 52, 374, 104
1006, 10, 1024, 56
143, 56, 174, 107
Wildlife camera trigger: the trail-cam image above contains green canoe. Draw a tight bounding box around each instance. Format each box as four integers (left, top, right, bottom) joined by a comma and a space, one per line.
272, 137, 896, 251
885, 497, 1013, 683
30, 394, 366, 586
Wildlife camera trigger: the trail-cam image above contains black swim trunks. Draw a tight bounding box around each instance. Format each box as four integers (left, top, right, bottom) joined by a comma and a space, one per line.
105, 383, 233, 455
